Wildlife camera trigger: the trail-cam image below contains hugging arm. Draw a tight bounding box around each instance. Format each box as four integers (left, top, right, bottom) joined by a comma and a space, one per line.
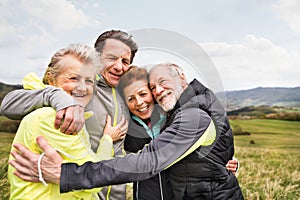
1, 87, 84, 134
60, 108, 215, 192
1, 87, 76, 119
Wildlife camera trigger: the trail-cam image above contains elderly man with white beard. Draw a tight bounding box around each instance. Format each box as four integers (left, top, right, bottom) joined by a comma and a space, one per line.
9, 62, 243, 200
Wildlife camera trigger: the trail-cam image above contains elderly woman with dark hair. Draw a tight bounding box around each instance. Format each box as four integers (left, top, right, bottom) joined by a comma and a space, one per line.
118, 66, 174, 200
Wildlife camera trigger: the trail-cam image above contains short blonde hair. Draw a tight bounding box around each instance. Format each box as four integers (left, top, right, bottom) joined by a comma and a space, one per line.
43, 43, 101, 84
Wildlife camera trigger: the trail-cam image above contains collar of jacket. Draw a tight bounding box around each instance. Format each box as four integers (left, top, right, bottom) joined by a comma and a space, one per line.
95, 73, 109, 87
166, 79, 208, 117
131, 106, 166, 139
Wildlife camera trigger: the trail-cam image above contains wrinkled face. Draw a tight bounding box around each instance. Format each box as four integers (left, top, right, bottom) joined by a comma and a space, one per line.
51, 56, 95, 107
149, 66, 184, 112
100, 39, 132, 87
123, 80, 154, 120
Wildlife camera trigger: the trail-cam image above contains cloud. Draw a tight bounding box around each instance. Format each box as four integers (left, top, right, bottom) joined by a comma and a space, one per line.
273, 0, 300, 32
0, 19, 17, 46
21, 0, 93, 31
201, 35, 300, 90
0, 0, 101, 84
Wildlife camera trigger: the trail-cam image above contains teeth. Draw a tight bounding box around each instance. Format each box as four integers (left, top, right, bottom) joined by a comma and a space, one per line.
138, 107, 147, 112
73, 93, 86, 97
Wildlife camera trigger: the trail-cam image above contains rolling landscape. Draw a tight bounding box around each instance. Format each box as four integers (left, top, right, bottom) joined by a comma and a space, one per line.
0, 82, 299, 199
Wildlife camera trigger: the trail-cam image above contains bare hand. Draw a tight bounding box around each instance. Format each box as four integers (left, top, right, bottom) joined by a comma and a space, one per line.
9, 136, 63, 184
226, 158, 239, 175
55, 105, 85, 135
103, 115, 128, 142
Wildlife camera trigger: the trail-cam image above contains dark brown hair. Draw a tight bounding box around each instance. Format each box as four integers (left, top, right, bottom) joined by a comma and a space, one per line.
117, 65, 149, 100
94, 30, 138, 64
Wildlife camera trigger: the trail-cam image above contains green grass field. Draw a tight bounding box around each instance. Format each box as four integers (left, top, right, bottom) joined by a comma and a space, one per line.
0, 133, 14, 200
231, 119, 300, 199
0, 119, 299, 199
231, 119, 300, 149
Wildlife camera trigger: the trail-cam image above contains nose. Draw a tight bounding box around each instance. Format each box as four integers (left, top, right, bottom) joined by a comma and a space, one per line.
152, 84, 164, 100
155, 84, 164, 95
114, 58, 123, 71
76, 80, 87, 91
136, 96, 143, 105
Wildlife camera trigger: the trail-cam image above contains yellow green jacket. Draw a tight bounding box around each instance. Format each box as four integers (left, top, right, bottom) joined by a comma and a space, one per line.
8, 73, 113, 200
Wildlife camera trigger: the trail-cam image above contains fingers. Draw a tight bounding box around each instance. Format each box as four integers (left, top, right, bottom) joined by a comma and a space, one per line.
117, 115, 128, 134
123, 119, 128, 133
120, 133, 126, 140
14, 169, 39, 182
118, 115, 126, 127
55, 109, 65, 129
226, 159, 238, 175
36, 136, 63, 164
9, 138, 63, 184
105, 115, 112, 126
55, 108, 75, 134
13, 143, 39, 163
9, 159, 39, 182
36, 136, 55, 154
103, 115, 128, 142
60, 107, 74, 134
55, 106, 85, 135
9, 145, 40, 180
9, 151, 38, 177
36, 136, 63, 184
73, 105, 85, 133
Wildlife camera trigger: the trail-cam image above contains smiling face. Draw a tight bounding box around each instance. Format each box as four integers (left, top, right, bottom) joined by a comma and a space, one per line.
49, 55, 95, 107
149, 65, 185, 112
123, 80, 154, 120
100, 39, 132, 87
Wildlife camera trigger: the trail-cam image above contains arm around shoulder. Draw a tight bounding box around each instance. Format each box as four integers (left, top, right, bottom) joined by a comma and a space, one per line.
1, 87, 78, 119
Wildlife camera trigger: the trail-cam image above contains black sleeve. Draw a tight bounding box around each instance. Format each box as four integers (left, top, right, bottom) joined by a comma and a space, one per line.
60, 108, 214, 193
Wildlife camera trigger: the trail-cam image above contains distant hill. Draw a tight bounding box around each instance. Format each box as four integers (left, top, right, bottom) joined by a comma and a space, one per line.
0, 82, 299, 110
0, 82, 22, 106
218, 87, 300, 110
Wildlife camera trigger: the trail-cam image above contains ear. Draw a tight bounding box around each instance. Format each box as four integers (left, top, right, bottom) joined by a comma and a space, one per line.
179, 72, 187, 87
46, 72, 54, 85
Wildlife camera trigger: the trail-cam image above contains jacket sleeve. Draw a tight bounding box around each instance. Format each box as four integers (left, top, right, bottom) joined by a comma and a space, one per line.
0, 87, 78, 120
60, 108, 216, 193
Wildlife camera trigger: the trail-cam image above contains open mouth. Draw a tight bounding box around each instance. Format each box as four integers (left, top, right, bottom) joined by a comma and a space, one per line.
137, 105, 149, 113
110, 72, 121, 80
72, 93, 87, 98
158, 92, 171, 104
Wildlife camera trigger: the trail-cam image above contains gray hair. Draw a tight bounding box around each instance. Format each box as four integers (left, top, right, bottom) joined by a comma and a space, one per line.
151, 62, 183, 76
43, 43, 101, 84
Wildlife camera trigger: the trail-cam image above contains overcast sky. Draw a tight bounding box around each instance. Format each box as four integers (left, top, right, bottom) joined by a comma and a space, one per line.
1, 0, 299, 91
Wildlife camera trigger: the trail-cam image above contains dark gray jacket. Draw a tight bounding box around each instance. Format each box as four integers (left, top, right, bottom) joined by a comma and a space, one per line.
59, 79, 243, 199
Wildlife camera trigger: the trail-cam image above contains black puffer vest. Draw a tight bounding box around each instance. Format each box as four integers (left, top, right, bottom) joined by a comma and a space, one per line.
164, 79, 243, 200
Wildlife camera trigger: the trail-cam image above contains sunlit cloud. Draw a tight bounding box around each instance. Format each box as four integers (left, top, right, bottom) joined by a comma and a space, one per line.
201, 35, 300, 90
273, 0, 300, 32
21, 0, 93, 31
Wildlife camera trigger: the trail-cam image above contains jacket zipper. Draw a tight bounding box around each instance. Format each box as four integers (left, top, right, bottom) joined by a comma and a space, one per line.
158, 172, 164, 200
136, 172, 164, 200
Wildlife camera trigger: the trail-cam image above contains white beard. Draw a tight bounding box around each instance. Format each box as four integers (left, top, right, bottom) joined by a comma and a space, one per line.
160, 94, 177, 112
159, 84, 184, 112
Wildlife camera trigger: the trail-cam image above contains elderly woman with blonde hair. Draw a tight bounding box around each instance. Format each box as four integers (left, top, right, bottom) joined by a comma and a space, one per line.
8, 43, 113, 200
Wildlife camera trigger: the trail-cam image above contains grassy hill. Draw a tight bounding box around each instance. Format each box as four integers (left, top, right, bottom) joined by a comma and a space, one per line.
0, 82, 22, 105
228, 105, 300, 121
1, 118, 299, 199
